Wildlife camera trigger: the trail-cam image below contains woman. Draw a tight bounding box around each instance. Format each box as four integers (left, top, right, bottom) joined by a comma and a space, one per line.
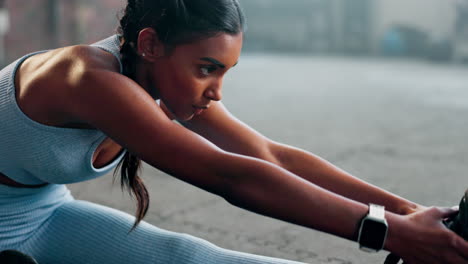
0, 0, 466, 263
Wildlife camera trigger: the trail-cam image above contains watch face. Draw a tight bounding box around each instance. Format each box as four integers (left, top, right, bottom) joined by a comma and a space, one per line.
359, 218, 388, 250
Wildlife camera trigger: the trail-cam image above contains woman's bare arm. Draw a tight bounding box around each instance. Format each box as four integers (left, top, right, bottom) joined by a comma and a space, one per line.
65, 69, 468, 264
268, 143, 425, 215
183, 102, 422, 215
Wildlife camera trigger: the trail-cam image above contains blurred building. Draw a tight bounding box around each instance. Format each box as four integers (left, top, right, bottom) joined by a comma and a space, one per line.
240, 0, 372, 54
373, 0, 457, 59
0, 0, 465, 65
1, 0, 122, 66
329, 0, 372, 54
454, 0, 468, 62
241, 0, 459, 58
373, 0, 456, 46
239, 0, 330, 53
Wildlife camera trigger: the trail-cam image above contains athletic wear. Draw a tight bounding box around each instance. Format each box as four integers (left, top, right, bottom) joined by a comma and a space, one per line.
0, 35, 125, 186
0, 35, 305, 264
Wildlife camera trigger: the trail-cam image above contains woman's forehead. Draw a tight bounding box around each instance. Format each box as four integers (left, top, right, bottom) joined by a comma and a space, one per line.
172, 33, 243, 67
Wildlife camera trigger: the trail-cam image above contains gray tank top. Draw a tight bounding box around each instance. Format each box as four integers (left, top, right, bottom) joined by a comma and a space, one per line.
0, 35, 126, 185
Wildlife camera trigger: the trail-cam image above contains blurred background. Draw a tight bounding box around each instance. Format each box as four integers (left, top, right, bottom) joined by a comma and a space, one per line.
0, 0, 468, 65
1, 1, 467, 263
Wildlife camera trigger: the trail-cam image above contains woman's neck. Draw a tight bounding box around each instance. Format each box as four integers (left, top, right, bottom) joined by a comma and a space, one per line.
134, 60, 160, 100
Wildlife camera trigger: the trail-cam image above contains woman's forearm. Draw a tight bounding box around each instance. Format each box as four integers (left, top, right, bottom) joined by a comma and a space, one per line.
214, 152, 468, 263
268, 143, 420, 215
219, 152, 370, 241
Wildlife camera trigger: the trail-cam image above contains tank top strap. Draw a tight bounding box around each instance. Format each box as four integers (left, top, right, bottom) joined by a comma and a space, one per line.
91, 35, 123, 74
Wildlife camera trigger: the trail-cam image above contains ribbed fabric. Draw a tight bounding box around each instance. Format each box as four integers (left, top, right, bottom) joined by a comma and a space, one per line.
0, 35, 125, 185
0, 184, 73, 247
14, 200, 305, 264
0, 35, 307, 263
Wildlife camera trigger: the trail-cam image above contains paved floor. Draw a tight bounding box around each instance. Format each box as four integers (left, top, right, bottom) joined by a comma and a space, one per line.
68, 55, 468, 264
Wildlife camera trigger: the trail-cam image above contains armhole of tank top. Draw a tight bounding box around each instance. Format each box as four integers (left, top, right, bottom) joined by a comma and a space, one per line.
86, 133, 126, 174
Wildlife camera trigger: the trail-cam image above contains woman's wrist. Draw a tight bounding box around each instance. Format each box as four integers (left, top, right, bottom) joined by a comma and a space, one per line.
383, 212, 405, 252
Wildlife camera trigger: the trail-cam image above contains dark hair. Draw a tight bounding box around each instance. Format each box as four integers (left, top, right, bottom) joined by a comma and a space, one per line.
115, 0, 246, 230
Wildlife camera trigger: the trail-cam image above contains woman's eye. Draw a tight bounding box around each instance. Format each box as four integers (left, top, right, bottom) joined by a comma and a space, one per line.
200, 66, 217, 76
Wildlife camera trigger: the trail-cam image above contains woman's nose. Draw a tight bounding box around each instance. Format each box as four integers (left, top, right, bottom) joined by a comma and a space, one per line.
205, 79, 223, 101
204, 88, 222, 102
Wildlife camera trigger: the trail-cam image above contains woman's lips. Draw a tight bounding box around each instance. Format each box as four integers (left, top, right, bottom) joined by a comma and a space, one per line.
192, 105, 209, 115
194, 108, 204, 115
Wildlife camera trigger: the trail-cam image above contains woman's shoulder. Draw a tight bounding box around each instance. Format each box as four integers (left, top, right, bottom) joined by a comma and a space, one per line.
14, 44, 125, 129
59, 44, 121, 75
20, 44, 121, 87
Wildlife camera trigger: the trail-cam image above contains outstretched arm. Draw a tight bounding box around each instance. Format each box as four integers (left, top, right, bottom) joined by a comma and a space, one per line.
183, 102, 422, 216
267, 143, 424, 215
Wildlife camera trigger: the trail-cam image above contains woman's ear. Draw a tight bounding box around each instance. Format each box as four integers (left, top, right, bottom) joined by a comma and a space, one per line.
137, 27, 165, 62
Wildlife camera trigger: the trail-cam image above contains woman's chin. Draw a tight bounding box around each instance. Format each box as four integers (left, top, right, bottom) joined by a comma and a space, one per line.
167, 106, 201, 121
175, 112, 196, 122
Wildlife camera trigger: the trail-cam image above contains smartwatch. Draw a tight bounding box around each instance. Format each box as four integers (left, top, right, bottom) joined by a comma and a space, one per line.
358, 203, 388, 253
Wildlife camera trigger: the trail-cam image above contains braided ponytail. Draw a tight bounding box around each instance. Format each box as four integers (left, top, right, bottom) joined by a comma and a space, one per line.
115, 0, 149, 231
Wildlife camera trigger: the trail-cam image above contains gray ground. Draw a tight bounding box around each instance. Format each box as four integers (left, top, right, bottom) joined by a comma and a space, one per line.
68, 55, 468, 264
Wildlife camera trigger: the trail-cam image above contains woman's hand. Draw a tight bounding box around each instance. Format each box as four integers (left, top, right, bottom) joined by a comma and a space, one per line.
386, 206, 468, 264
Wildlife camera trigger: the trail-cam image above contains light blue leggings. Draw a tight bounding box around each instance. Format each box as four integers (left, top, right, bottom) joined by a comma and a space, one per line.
0, 184, 306, 264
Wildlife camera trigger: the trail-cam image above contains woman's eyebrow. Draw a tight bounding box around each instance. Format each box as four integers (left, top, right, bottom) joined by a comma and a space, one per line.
200, 57, 226, 68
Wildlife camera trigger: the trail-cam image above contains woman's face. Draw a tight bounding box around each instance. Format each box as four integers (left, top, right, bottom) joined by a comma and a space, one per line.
148, 32, 243, 121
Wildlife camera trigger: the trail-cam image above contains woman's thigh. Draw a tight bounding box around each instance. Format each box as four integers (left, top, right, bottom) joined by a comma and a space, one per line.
19, 200, 305, 264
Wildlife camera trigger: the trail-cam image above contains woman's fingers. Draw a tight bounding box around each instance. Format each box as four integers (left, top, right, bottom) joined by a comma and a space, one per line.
433, 230, 468, 264
453, 235, 468, 260
432, 206, 459, 219
393, 206, 468, 264
434, 206, 468, 261
429, 207, 468, 263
